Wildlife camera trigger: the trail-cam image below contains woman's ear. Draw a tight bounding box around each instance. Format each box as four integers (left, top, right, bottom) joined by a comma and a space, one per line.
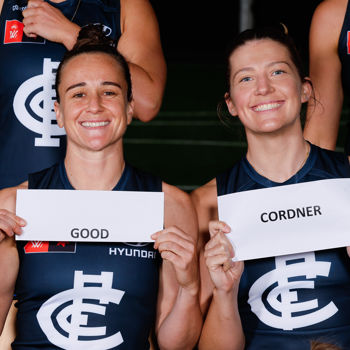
126, 100, 134, 125
301, 78, 313, 104
224, 92, 238, 116
54, 101, 64, 128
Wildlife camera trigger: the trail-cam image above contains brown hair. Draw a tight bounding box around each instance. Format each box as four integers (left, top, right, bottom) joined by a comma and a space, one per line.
55, 24, 132, 103
310, 340, 342, 350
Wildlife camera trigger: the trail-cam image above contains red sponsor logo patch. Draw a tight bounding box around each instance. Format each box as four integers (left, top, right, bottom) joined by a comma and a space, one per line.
24, 241, 76, 253
4, 20, 24, 44
24, 241, 49, 253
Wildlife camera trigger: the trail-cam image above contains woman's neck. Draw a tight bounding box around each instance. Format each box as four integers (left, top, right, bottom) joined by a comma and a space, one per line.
64, 144, 125, 190
245, 126, 310, 183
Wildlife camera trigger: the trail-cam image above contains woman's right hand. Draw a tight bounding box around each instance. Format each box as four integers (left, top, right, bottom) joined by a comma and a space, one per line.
0, 209, 26, 242
204, 221, 244, 293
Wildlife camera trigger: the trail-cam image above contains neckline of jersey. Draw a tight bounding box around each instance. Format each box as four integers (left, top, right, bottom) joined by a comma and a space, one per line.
58, 160, 130, 191
242, 142, 317, 187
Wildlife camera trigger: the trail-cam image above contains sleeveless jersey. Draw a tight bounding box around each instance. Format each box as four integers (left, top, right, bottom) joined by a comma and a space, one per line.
338, 0, 350, 154
13, 162, 162, 349
217, 144, 350, 350
0, 0, 121, 188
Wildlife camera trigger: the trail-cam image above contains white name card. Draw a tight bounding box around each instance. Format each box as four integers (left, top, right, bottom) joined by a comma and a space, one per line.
16, 189, 164, 242
218, 178, 350, 261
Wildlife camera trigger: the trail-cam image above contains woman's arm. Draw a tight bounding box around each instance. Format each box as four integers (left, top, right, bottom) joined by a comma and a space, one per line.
304, 0, 347, 150
22, 0, 80, 49
198, 221, 244, 350
191, 181, 245, 350
118, 0, 166, 121
0, 192, 21, 334
153, 183, 202, 350
0, 301, 16, 349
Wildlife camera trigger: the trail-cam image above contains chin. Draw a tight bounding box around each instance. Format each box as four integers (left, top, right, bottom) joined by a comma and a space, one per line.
84, 139, 109, 151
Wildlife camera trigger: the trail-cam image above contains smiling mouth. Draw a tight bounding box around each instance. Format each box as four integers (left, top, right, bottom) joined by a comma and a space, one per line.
81, 121, 110, 127
252, 102, 282, 112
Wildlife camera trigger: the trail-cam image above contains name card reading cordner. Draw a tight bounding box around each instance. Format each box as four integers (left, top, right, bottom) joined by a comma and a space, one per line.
261, 205, 321, 223
16, 189, 164, 242
218, 178, 350, 261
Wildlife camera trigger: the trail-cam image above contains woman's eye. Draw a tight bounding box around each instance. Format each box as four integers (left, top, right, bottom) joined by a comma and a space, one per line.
73, 92, 84, 98
272, 69, 285, 76
239, 76, 252, 83
104, 91, 116, 96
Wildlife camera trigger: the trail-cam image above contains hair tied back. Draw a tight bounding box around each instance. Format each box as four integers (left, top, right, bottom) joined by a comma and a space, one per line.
75, 24, 117, 50
280, 22, 289, 35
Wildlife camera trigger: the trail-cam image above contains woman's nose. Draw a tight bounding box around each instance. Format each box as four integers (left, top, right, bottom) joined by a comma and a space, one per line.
87, 93, 103, 112
254, 75, 274, 96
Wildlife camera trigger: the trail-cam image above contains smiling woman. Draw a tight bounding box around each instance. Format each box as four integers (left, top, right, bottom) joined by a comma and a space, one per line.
191, 26, 350, 350
226, 39, 311, 138
55, 53, 133, 158
0, 25, 202, 350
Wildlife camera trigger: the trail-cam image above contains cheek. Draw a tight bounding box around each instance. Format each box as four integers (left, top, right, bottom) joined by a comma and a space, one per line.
231, 89, 248, 111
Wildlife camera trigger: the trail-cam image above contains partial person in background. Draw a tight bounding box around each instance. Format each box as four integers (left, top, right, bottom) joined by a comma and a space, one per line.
0, 0, 166, 189
310, 340, 342, 350
0, 25, 200, 349
304, 0, 348, 152
192, 26, 350, 350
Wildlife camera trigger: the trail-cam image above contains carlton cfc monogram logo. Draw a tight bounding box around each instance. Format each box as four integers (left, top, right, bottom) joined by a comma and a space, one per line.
13, 58, 66, 147
36, 271, 125, 349
248, 252, 338, 330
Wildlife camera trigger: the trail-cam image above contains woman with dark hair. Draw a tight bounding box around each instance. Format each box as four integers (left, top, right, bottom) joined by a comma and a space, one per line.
0, 25, 201, 350
191, 26, 350, 350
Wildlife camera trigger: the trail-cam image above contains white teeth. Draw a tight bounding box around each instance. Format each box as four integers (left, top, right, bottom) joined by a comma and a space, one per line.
81, 121, 109, 127
254, 103, 281, 112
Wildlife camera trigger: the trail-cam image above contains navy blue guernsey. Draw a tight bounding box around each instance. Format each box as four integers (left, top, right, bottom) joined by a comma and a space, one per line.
0, 0, 121, 188
14, 162, 162, 349
338, 0, 350, 94
338, 0, 350, 154
217, 144, 350, 350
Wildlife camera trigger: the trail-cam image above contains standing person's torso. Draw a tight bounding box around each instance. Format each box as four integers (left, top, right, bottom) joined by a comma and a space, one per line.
216, 144, 350, 350
0, 0, 121, 188
14, 161, 162, 349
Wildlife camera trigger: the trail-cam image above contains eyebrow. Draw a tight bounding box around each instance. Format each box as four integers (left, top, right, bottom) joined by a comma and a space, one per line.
232, 60, 292, 80
65, 81, 122, 93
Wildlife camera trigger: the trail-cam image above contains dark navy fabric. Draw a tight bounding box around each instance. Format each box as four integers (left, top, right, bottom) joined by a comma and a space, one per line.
338, 0, 350, 154
0, 0, 121, 189
338, 0, 350, 95
14, 162, 162, 349
217, 144, 350, 350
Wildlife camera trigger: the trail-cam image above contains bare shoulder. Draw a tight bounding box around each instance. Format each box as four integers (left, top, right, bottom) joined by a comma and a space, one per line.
310, 0, 347, 42
163, 182, 192, 208
120, 0, 158, 34
313, 0, 347, 21
0, 182, 28, 212
191, 179, 218, 221
162, 182, 197, 239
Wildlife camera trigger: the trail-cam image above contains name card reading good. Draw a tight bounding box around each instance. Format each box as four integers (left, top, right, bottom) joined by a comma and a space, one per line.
218, 178, 350, 261
16, 189, 164, 242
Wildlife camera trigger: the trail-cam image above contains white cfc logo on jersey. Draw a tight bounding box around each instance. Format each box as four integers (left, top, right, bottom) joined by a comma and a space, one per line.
248, 252, 338, 330
13, 58, 66, 147
37, 271, 125, 349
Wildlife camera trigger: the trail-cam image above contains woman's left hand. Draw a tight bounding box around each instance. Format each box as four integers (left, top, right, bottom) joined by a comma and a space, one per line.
152, 226, 199, 293
22, 0, 80, 49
